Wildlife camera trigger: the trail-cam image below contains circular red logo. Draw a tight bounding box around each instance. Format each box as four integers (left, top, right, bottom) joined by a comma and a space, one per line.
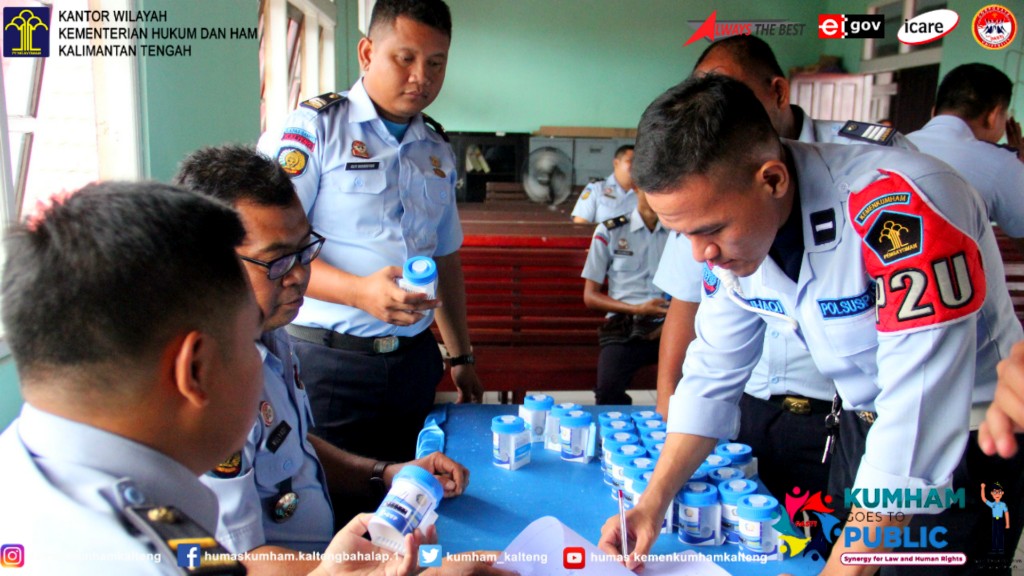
973, 4, 1017, 49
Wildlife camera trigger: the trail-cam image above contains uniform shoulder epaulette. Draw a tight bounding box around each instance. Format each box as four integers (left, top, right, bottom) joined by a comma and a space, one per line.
603, 214, 629, 230
300, 92, 345, 113
422, 113, 449, 142
837, 120, 895, 146
123, 504, 245, 575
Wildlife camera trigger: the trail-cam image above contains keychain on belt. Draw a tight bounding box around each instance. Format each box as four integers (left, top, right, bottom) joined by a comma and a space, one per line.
822, 394, 841, 464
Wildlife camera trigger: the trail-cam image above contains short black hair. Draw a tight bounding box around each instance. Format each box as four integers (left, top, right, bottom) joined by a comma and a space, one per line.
175, 145, 297, 208
614, 144, 634, 160
935, 63, 1012, 119
633, 74, 779, 194
2, 182, 249, 382
694, 35, 785, 86
369, 0, 452, 39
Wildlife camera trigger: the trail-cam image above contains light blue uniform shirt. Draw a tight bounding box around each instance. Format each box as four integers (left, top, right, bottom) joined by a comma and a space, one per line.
654, 107, 847, 401
988, 500, 1009, 518
258, 79, 462, 337
581, 208, 668, 313
0, 404, 220, 575
908, 115, 1024, 237
668, 141, 1022, 508
202, 328, 333, 554
571, 174, 637, 224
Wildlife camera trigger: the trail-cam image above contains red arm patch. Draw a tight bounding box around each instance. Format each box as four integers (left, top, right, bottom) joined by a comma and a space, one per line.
847, 169, 985, 333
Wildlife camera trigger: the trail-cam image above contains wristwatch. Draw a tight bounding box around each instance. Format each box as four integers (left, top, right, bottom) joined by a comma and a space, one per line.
449, 354, 475, 367
370, 461, 394, 498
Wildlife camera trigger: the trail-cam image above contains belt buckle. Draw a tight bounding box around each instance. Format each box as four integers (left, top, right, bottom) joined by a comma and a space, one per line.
373, 336, 399, 354
857, 411, 876, 425
782, 396, 811, 415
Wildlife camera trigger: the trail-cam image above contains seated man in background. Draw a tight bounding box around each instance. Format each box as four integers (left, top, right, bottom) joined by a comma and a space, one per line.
0, 182, 425, 575
571, 144, 637, 224
907, 63, 1024, 254
178, 146, 507, 576
581, 186, 668, 404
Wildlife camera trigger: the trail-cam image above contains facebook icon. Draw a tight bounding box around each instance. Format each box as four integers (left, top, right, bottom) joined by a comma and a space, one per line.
177, 543, 202, 569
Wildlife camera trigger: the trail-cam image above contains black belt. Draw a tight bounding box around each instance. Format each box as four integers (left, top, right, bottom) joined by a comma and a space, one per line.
765, 394, 835, 416
286, 324, 423, 354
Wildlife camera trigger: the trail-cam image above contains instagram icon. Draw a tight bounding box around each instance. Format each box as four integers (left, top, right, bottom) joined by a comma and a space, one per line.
1, 544, 24, 568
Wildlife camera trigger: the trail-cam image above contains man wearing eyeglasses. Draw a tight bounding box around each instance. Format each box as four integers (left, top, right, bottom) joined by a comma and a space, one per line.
175, 146, 481, 573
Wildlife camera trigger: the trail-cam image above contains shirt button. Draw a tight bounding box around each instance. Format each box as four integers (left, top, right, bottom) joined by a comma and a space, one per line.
283, 459, 294, 471
770, 330, 780, 338
769, 376, 779, 384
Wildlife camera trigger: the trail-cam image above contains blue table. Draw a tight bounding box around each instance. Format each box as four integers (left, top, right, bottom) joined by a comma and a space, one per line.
431, 404, 825, 575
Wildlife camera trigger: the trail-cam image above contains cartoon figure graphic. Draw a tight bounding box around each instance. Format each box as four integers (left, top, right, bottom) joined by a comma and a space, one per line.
981, 482, 1010, 554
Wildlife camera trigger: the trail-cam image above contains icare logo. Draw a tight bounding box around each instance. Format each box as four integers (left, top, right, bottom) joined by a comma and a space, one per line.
898, 9, 959, 45
1, 544, 25, 568
819, 14, 885, 39
563, 547, 585, 570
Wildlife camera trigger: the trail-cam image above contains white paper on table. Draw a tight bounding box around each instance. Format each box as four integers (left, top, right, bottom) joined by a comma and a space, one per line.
493, 516, 730, 576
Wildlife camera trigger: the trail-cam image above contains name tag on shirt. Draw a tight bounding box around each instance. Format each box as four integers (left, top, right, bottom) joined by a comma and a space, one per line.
346, 162, 380, 171
266, 421, 292, 453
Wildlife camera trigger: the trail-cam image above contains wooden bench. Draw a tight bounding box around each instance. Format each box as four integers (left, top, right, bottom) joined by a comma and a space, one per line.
436, 201, 656, 404
994, 226, 1024, 324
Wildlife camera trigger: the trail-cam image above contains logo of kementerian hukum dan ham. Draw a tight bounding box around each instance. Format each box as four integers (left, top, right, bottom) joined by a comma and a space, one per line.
774, 487, 841, 560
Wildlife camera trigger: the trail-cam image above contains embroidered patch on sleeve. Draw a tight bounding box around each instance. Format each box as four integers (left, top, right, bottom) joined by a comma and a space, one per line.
848, 169, 985, 333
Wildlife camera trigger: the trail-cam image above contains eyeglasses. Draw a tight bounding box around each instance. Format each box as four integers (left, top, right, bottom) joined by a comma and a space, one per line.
239, 231, 325, 280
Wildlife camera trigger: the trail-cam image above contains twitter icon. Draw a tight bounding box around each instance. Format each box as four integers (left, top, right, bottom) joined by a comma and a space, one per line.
419, 544, 442, 567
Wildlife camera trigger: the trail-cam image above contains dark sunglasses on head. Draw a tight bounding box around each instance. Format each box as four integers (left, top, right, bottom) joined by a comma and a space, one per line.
239, 231, 325, 280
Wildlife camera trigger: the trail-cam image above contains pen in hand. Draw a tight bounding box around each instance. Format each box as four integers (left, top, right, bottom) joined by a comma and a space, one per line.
618, 489, 628, 560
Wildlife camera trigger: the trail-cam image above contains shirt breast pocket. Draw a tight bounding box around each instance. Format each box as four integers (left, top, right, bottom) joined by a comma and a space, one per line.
611, 254, 640, 272
318, 169, 387, 238
821, 311, 878, 375
422, 177, 450, 220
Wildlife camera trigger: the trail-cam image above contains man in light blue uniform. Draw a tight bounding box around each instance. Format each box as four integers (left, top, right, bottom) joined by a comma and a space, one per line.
571, 145, 637, 224
178, 146, 482, 574
599, 75, 1024, 575
0, 183, 425, 576
581, 188, 669, 404
654, 35, 908, 502
908, 64, 1024, 253
258, 0, 481, 478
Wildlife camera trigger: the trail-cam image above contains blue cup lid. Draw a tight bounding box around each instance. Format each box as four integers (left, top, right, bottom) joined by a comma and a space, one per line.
551, 403, 582, 418
623, 458, 656, 480
738, 494, 779, 522
560, 410, 592, 427
630, 410, 662, 423
598, 411, 630, 425
715, 442, 752, 464
491, 415, 526, 434
703, 454, 731, 469
649, 442, 664, 456
718, 479, 758, 504
402, 256, 437, 285
600, 420, 635, 436
524, 394, 554, 410
637, 420, 666, 432
709, 466, 745, 483
682, 481, 719, 506
631, 479, 648, 494
394, 465, 444, 503
603, 432, 640, 451
610, 444, 647, 465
